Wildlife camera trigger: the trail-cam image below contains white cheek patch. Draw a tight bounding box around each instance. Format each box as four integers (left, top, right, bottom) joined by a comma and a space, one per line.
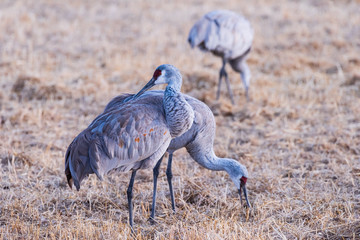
154, 78, 163, 85
155, 70, 167, 84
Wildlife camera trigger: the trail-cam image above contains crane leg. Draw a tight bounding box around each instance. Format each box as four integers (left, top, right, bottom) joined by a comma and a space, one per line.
216, 59, 227, 100
224, 71, 235, 104
244, 86, 249, 102
127, 170, 137, 231
149, 155, 164, 223
239, 61, 250, 101
166, 153, 176, 212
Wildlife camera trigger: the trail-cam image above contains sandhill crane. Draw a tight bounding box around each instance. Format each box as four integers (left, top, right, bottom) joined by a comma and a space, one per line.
188, 10, 254, 104
65, 64, 194, 229
105, 90, 250, 222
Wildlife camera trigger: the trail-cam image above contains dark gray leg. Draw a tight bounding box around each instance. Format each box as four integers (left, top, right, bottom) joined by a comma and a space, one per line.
244, 86, 249, 102
166, 153, 176, 212
149, 155, 164, 223
224, 71, 235, 104
216, 58, 227, 100
239, 60, 251, 101
127, 170, 137, 230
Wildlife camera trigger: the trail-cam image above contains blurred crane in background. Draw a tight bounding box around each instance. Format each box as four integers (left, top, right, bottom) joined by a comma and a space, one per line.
188, 10, 254, 104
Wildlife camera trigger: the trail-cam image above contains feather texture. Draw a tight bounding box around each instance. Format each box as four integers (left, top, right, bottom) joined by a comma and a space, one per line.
188, 10, 253, 60
65, 65, 193, 191
65, 97, 172, 190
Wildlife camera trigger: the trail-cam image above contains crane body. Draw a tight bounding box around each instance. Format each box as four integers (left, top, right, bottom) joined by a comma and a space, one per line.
188, 10, 254, 103
65, 65, 194, 229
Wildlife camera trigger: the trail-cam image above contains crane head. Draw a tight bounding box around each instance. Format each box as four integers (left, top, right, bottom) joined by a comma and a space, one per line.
238, 176, 251, 208
226, 160, 251, 208
132, 64, 182, 99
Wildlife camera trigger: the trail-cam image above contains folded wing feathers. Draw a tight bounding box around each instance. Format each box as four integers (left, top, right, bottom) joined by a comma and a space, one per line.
190, 10, 253, 59
65, 101, 169, 191
65, 131, 100, 191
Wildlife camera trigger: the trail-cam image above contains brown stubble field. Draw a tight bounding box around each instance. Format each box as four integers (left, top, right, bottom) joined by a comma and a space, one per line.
0, 0, 360, 239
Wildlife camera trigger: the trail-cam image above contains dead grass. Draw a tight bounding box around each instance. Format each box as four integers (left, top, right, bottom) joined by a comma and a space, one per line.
0, 0, 360, 239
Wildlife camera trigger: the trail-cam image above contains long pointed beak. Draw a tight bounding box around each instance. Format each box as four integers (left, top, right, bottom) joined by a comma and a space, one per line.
238, 185, 251, 208
132, 77, 156, 100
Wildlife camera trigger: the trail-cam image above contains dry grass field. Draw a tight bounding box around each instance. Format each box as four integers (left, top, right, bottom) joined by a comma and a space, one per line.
1, 0, 360, 239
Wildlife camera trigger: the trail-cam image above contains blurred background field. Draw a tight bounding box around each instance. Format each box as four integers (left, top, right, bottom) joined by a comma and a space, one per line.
0, 0, 360, 239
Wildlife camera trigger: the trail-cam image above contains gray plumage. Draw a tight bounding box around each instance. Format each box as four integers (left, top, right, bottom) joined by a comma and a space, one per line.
65, 64, 194, 229
188, 10, 254, 103
66, 97, 171, 184
105, 90, 251, 221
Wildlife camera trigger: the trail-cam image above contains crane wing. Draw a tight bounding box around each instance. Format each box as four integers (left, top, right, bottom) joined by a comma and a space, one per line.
103, 93, 133, 112
189, 10, 253, 59
65, 97, 171, 190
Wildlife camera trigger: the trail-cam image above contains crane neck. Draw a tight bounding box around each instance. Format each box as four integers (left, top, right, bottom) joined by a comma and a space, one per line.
162, 77, 194, 138
165, 77, 182, 94
187, 145, 236, 172
186, 141, 248, 190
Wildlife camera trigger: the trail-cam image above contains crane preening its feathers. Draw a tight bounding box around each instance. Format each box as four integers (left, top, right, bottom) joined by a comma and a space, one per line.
188, 10, 254, 103
65, 64, 193, 191
65, 64, 194, 228
65, 64, 250, 229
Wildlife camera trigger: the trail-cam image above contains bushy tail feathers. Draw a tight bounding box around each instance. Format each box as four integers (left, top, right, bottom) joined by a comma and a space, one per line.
188, 18, 210, 49
65, 131, 103, 191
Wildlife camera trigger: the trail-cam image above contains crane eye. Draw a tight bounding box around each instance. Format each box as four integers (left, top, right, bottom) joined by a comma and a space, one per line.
153, 69, 162, 80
